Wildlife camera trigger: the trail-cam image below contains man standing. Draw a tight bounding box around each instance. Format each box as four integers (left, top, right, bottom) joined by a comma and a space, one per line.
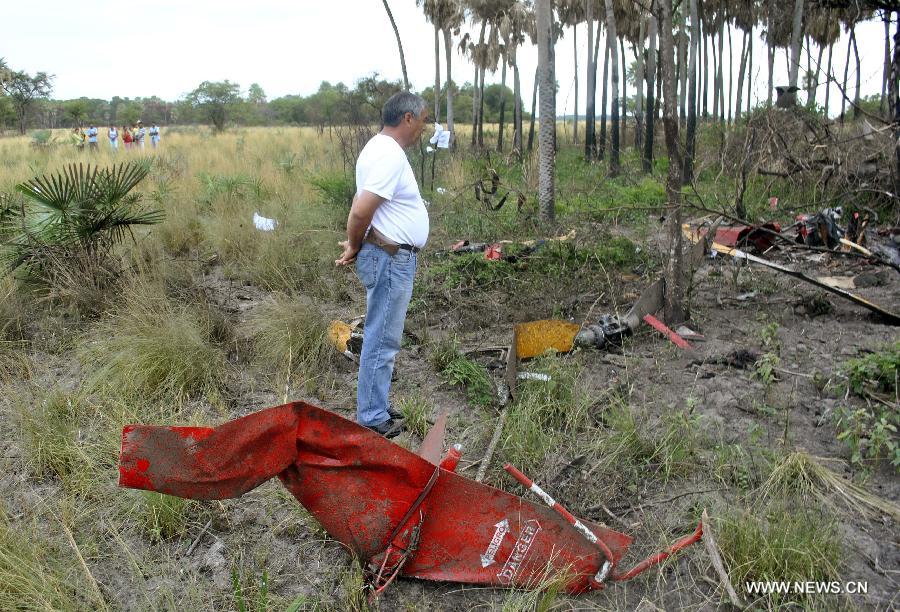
335, 92, 429, 438
135, 120, 147, 149
108, 125, 118, 152
86, 124, 99, 150
149, 123, 161, 148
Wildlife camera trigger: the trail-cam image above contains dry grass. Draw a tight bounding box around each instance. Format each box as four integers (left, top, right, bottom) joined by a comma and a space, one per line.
762, 450, 900, 522
78, 275, 228, 402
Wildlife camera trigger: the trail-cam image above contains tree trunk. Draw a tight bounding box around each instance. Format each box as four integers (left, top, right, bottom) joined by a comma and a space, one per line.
788, 0, 804, 90
643, 12, 658, 172
679, 18, 688, 128
599, 34, 610, 160
726, 22, 733, 125
702, 22, 709, 116
747, 24, 753, 115
767, 1, 775, 106
716, 19, 724, 124
606, 0, 620, 176
434, 24, 441, 121
513, 54, 522, 157
711, 26, 719, 120
573, 24, 579, 145
811, 42, 824, 109
443, 27, 455, 147
498, 58, 507, 151
825, 40, 834, 118
621, 37, 627, 147
683, 0, 699, 183
841, 29, 852, 123
734, 29, 748, 123
883, 12, 891, 117
537, 0, 556, 222
585, 2, 597, 160
382, 0, 409, 90
635, 16, 646, 151
853, 27, 861, 118
890, 11, 900, 197
472, 19, 487, 147
660, 0, 685, 325
478, 59, 487, 147
528, 65, 538, 152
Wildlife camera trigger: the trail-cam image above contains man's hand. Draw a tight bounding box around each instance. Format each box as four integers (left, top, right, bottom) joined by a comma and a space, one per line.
335, 240, 359, 266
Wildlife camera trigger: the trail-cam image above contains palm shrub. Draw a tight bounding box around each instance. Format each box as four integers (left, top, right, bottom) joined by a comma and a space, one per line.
3, 162, 164, 306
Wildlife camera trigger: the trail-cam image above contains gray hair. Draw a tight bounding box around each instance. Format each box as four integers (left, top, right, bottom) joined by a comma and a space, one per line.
382, 92, 426, 127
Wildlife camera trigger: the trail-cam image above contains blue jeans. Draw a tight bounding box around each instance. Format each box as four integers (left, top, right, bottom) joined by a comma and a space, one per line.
355, 242, 417, 426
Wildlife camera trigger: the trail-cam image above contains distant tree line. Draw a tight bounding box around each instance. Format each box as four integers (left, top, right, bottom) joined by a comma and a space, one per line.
0, 63, 524, 135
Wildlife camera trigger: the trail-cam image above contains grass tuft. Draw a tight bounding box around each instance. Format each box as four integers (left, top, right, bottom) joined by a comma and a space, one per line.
716, 505, 842, 608
249, 295, 333, 392
762, 451, 900, 522
79, 277, 227, 401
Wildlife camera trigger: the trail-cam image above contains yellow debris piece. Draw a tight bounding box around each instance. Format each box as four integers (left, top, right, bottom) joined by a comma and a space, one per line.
514, 320, 581, 359
328, 320, 352, 353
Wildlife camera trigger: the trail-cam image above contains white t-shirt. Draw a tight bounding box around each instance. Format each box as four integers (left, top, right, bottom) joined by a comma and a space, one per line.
355, 133, 429, 248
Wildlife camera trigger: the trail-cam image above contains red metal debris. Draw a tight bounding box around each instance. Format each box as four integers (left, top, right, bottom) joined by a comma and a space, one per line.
643, 314, 693, 350
692, 222, 781, 254
119, 402, 702, 594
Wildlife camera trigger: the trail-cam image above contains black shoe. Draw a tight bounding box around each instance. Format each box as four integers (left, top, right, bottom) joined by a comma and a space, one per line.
365, 419, 405, 439
387, 405, 404, 420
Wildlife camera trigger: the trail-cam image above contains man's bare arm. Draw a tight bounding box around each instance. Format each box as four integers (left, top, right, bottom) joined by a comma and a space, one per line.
335, 190, 386, 266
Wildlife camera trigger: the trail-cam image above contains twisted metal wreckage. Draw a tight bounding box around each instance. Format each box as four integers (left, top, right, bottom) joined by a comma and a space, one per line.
118, 401, 703, 597
117, 224, 752, 597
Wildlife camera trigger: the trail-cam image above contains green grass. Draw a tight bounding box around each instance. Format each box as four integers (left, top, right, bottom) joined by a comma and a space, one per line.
249, 295, 333, 393
441, 355, 495, 407
500, 355, 592, 474
0, 503, 101, 611
396, 393, 431, 438
16, 389, 99, 495
716, 505, 843, 609
140, 492, 191, 543
843, 342, 900, 397
78, 276, 227, 402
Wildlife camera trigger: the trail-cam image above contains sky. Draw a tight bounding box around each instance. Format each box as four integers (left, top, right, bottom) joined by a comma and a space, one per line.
2, 1, 890, 119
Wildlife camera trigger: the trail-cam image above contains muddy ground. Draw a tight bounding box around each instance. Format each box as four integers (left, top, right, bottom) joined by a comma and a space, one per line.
1, 218, 898, 611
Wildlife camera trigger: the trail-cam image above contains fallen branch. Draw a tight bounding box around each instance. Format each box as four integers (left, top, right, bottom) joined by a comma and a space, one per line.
475, 408, 508, 483
185, 518, 213, 556
60, 518, 108, 610
701, 509, 744, 609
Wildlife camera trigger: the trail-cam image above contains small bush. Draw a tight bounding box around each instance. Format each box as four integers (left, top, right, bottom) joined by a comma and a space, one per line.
308, 170, 354, 209
843, 342, 900, 397
441, 356, 494, 407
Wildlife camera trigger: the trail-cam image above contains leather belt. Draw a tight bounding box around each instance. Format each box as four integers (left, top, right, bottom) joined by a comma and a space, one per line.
364, 233, 420, 256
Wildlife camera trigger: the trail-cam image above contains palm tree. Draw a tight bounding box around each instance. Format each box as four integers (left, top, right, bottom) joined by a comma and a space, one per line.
659, 0, 685, 324
6, 161, 163, 279
381, 0, 410, 90
418, 0, 463, 122
604, 0, 620, 176
498, 2, 532, 156
585, 0, 598, 160
683, 0, 699, 183
643, 8, 658, 172
558, 0, 588, 146
787, 0, 805, 92
536, 0, 555, 221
